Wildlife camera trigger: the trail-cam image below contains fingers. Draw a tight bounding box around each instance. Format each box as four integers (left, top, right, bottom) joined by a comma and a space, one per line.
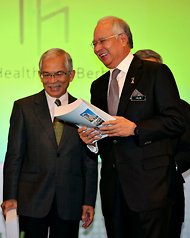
1, 199, 17, 218
78, 126, 87, 133
78, 127, 101, 144
99, 117, 136, 137
81, 206, 94, 229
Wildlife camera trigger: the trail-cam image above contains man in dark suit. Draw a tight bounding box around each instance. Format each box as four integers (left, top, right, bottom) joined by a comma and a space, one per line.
173, 98, 190, 238
78, 16, 185, 238
135, 48, 190, 238
1, 48, 98, 238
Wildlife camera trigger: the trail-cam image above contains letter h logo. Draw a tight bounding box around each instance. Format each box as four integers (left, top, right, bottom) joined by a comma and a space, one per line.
19, 0, 69, 51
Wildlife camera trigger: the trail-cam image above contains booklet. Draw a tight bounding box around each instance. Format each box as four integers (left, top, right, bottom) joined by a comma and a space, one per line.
5, 209, 19, 238
54, 98, 115, 140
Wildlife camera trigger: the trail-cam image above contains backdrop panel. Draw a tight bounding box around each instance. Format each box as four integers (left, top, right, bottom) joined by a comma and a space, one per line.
0, 0, 189, 237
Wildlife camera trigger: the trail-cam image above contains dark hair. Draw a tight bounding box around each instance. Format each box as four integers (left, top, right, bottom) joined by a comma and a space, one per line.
135, 49, 163, 63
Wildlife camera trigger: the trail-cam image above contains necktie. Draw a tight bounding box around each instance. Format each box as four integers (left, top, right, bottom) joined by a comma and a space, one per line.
53, 99, 64, 145
107, 68, 120, 115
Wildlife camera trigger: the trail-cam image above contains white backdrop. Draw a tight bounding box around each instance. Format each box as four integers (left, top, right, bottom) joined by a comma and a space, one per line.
0, 163, 189, 238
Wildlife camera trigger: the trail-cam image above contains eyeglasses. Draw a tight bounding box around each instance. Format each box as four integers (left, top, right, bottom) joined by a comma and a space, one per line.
91, 33, 124, 48
40, 70, 69, 80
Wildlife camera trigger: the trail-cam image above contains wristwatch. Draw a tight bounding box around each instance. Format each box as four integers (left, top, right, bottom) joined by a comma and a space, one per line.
134, 126, 139, 136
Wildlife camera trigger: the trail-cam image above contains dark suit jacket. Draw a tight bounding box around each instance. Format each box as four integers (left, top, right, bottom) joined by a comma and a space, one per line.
175, 99, 190, 173
3, 90, 98, 220
90, 56, 184, 215
171, 99, 190, 223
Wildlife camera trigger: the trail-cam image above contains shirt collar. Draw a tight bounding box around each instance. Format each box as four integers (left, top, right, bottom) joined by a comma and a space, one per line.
45, 91, 69, 120
45, 91, 68, 106
110, 52, 134, 74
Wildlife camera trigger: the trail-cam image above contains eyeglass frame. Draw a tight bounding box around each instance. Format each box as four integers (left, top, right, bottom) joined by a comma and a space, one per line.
91, 32, 124, 48
40, 70, 70, 80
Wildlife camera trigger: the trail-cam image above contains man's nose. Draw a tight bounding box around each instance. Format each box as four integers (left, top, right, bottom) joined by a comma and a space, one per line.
49, 75, 58, 83
94, 42, 103, 54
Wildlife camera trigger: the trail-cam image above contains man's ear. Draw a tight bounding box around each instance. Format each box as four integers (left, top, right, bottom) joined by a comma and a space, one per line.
120, 33, 128, 47
69, 70, 75, 82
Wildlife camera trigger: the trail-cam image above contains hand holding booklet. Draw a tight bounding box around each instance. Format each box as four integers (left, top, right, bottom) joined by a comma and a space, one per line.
54, 98, 115, 140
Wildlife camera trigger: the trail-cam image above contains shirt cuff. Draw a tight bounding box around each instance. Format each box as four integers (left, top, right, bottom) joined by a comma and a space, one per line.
87, 142, 99, 154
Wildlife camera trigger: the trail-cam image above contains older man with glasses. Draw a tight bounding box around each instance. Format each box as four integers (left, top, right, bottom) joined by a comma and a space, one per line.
78, 16, 185, 238
2, 48, 98, 238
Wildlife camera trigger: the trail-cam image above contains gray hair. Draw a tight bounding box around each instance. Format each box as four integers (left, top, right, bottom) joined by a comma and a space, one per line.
98, 16, 133, 49
39, 48, 73, 72
135, 49, 163, 63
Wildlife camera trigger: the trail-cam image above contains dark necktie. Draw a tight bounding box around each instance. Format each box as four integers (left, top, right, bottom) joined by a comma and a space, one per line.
107, 68, 120, 115
53, 99, 64, 145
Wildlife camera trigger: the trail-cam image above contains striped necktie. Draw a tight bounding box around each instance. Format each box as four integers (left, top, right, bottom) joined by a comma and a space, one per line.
53, 99, 64, 144
107, 68, 120, 115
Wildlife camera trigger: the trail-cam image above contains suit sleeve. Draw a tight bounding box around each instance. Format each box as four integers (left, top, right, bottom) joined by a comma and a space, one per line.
3, 101, 26, 200
82, 147, 98, 207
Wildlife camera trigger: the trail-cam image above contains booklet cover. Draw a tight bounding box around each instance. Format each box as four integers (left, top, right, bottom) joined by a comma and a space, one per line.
54, 98, 115, 128
54, 98, 115, 141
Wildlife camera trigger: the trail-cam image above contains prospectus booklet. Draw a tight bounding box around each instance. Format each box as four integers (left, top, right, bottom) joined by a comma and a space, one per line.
54, 98, 115, 140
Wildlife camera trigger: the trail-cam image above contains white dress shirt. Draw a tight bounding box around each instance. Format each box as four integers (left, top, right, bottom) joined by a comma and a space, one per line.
45, 91, 69, 121
109, 52, 134, 97
90, 52, 134, 153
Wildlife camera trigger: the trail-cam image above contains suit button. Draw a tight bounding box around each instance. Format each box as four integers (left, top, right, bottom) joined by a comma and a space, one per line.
113, 139, 117, 144
113, 164, 116, 168
57, 153, 60, 157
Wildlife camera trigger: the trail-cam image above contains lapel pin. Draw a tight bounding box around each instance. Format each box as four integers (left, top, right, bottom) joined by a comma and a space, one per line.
131, 77, 135, 84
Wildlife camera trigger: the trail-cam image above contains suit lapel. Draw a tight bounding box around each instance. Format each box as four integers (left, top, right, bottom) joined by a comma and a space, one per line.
34, 91, 57, 147
101, 72, 110, 112
95, 71, 111, 112
117, 56, 142, 116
